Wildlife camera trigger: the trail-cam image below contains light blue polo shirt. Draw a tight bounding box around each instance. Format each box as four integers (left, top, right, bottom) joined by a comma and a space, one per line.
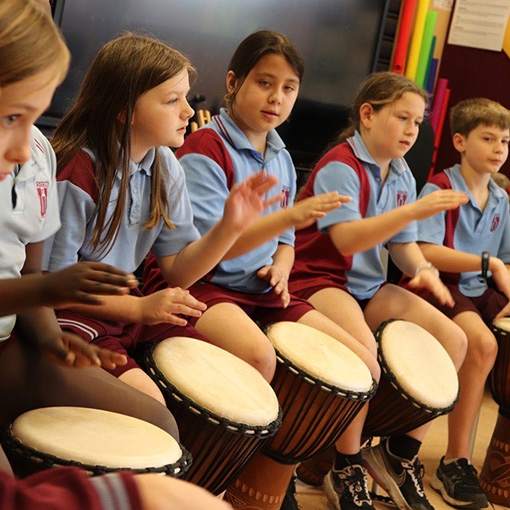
43, 146, 200, 274
177, 108, 296, 293
314, 132, 418, 299
418, 164, 510, 297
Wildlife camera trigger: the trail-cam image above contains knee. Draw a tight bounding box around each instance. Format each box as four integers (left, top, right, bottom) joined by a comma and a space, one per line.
244, 343, 277, 382
468, 333, 498, 369
443, 324, 468, 370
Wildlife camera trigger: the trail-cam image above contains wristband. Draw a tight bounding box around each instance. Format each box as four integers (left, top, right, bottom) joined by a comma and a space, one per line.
415, 262, 439, 278
481, 251, 490, 280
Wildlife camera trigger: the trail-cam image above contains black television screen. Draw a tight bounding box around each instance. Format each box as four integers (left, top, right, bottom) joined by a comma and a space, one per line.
43, 0, 389, 162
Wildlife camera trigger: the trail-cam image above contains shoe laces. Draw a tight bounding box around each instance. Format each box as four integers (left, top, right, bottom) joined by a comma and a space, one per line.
446, 459, 480, 485
401, 457, 426, 498
337, 465, 372, 506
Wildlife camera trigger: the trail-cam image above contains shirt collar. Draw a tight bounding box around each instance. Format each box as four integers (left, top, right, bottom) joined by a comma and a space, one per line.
217, 108, 285, 156
447, 164, 507, 203
117, 146, 155, 180
348, 130, 409, 175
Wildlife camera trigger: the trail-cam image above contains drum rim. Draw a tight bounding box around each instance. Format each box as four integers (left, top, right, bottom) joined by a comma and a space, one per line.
375, 318, 460, 415
142, 343, 283, 439
1, 425, 192, 477
491, 322, 510, 336
274, 347, 377, 402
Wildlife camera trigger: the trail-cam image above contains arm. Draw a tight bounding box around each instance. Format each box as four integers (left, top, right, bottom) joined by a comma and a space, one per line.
389, 242, 454, 307
329, 190, 468, 256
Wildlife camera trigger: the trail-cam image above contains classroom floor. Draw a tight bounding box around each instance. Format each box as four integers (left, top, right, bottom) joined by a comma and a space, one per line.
295, 391, 507, 510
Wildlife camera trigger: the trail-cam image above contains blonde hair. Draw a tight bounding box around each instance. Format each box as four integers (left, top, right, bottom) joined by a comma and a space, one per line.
337, 72, 428, 143
0, 0, 69, 88
450, 98, 510, 137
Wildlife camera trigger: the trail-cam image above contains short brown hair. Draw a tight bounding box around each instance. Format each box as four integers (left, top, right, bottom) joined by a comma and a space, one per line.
450, 98, 510, 137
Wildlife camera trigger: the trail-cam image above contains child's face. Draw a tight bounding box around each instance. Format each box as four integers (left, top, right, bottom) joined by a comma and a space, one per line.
454, 124, 510, 176
131, 68, 194, 152
361, 91, 425, 167
227, 53, 300, 143
0, 69, 57, 180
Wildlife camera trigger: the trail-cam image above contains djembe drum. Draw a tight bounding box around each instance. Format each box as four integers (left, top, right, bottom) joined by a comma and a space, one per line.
2, 407, 190, 478
297, 319, 459, 487
224, 321, 376, 510
142, 336, 282, 495
480, 317, 510, 506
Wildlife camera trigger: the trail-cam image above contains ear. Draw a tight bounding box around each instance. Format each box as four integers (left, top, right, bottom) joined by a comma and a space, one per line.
359, 102, 374, 130
226, 71, 237, 94
452, 133, 466, 153
117, 109, 126, 125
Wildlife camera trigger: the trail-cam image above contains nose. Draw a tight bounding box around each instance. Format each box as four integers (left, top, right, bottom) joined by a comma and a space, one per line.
4, 129, 32, 166
182, 99, 194, 120
268, 88, 283, 105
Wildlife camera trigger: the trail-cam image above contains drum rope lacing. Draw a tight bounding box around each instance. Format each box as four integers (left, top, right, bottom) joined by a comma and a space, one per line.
0, 425, 192, 477
142, 346, 283, 439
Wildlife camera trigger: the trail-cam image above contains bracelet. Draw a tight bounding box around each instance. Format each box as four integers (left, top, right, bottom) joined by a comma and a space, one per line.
481, 251, 490, 280
415, 262, 439, 278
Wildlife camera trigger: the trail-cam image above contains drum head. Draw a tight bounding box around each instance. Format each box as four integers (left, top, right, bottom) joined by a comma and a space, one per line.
265, 322, 373, 393
494, 317, 510, 332
152, 337, 280, 426
378, 320, 459, 409
11, 407, 183, 469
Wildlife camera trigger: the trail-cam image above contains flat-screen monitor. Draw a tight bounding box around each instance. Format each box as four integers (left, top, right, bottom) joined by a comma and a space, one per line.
43, 0, 389, 161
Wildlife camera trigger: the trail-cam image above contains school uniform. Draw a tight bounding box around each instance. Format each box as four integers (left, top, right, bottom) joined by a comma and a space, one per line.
0, 126, 60, 346
42, 146, 208, 376
289, 131, 417, 300
414, 164, 510, 319
143, 108, 312, 324
0, 468, 141, 510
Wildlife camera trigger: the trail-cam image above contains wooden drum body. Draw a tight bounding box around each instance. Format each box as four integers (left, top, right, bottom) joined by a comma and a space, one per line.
480, 318, 510, 506
142, 337, 281, 495
364, 319, 459, 438
225, 322, 375, 510
1, 407, 190, 478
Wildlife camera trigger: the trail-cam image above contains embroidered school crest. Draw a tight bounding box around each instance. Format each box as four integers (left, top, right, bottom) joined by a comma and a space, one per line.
281, 185, 291, 208
490, 214, 501, 233
396, 190, 408, 207
36, 181, 48, 218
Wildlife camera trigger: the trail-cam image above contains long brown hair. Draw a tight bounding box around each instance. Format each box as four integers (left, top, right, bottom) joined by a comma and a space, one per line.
0, 0, 69, 88
336, 71, 428, 144
52, 33, 193, 256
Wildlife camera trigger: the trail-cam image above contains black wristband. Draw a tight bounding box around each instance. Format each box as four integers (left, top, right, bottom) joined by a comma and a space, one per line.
481, 251, 490, 280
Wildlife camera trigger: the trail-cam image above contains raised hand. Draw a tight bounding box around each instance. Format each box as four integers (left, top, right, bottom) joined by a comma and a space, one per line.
292, 191, 350, 230
138, 287, 207, 326
39, 330, 128, 369
257, 265, 290, 308
43, 262, 139, 307
409, 190, 468, 221
223, 170, 280, 232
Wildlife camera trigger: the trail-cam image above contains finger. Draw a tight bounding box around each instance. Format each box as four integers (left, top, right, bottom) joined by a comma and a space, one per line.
280, 288, 290, 308
254, 174, 279, 195
87, 271, 138, 288
262, 192, 283, 208
163, 314, 188, 327
82, 282, 134, 296
257, 267, 270, 278
67, 337, 101, 365
74, 292, 104, 305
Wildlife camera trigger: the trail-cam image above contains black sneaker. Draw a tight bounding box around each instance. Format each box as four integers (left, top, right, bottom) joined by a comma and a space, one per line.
431, 457, 488, 509
362, 438, 433, 510
323, 464, 375, 510
281, 475, 299, 510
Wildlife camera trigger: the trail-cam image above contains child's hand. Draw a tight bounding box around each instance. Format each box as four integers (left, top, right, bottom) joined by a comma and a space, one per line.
408, 268, 454, 307
257, 265, 290, 308
292, 192, 351, 230
44, 262, 139, 307
138, 288, 207, 326
494, 301, 510, 321
39, 330, 128, 369
410, 190, 469, 220
223, 170, 280, 232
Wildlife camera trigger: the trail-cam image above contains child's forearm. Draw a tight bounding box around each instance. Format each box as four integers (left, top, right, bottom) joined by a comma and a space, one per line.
271, 243, 295, 275
60, 295, 144, 323
0, 275, 51, 317
419, 242, 496, 273
389, 242, 428, 277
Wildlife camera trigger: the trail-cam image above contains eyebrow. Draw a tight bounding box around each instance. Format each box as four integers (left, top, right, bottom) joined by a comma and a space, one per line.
254, 72, 300, 84
6, 103, 38, 112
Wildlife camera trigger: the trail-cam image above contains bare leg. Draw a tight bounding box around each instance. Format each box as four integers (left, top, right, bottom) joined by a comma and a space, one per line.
446, 312, 497, 460
0, 446, 13, 476
195, 303, 277, 382
119, 368, 167, 406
